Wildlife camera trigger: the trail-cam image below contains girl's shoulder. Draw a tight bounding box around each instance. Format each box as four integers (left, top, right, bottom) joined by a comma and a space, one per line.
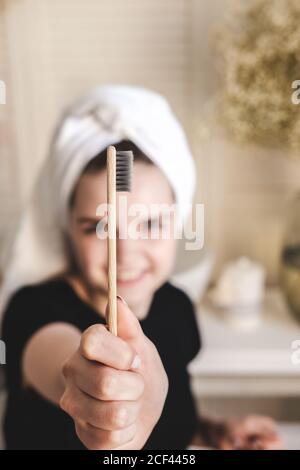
6, 275, 70, 305
154, 281, 194, 312
1, 275, 91, 339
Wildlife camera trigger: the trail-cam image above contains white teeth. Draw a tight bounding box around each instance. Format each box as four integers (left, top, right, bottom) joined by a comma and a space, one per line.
117, 271, 143, 281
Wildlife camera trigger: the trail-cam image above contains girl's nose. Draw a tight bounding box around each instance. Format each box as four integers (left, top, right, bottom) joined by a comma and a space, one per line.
116, 235, 138, 264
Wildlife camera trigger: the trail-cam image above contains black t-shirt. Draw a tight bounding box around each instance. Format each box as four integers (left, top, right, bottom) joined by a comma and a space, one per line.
1, 278, 201, 450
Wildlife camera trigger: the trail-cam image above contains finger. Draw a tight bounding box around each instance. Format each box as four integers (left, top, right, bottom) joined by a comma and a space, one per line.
260, 435, 285, 450
80, 323, 140, 371
75, 420, 136, 450
245, 432, 284, 450
74, 360, 144, 401
116, 297, 144, 341
217, 438, 235, 450
241, 415, 278, 435
60, 385, 140, 430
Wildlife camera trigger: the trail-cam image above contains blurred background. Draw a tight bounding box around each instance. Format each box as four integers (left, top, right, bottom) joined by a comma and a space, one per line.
1, 0, 300, 449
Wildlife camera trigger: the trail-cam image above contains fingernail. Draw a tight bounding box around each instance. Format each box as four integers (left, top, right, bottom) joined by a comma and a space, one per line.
117, 295, 128, 306
131, 355, 141, 370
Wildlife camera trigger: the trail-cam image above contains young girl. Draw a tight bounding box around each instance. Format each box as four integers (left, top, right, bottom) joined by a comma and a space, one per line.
0, 86, 282, 450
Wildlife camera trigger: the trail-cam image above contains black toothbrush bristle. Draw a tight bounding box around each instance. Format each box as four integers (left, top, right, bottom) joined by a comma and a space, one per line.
116, 150, 133, 192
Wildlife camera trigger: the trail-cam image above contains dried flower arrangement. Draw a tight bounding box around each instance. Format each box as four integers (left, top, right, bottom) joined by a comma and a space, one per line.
215, 0, 300, 153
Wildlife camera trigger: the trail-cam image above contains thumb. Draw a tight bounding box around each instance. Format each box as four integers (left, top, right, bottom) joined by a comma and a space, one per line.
106, 296, 143, 341
117, 296, 144, 341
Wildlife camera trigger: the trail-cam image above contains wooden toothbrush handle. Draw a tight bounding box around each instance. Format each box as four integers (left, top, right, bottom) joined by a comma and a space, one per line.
107, 146, 117, 335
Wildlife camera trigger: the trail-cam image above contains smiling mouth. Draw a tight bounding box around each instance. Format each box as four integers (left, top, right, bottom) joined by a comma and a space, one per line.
117, 270, 148, 285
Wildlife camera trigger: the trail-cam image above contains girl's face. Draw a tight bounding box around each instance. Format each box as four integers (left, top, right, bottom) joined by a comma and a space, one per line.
68, 162, 177, 314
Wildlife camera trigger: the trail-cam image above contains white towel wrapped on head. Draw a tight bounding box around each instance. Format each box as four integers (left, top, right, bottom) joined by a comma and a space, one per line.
0, 85, 196, 317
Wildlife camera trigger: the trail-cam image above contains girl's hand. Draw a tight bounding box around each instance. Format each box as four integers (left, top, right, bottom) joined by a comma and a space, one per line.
218, 415, 284, 450
60, 297, 168, 450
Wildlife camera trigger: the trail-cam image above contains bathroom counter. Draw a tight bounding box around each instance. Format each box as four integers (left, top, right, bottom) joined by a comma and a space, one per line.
189, 288, 300, 397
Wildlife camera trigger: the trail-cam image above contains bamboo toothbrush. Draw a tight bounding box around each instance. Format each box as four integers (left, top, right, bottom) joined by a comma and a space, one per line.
106, 145, 133, 335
